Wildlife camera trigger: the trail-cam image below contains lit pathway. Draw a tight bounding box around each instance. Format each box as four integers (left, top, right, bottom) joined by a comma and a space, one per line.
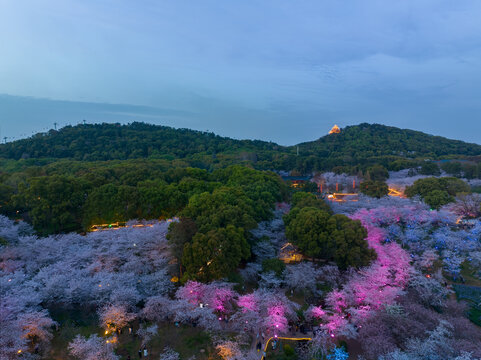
260, 336, 312, 360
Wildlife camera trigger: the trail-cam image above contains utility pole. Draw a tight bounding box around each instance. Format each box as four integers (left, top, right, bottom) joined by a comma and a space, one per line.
53, 122, 57, 130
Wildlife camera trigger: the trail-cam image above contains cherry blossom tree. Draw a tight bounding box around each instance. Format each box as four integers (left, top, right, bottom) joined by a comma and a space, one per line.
449, 193, 481, 218
258, 271, 283, 288
301, 331, 335, 360
204, 286, 235, 316
159, 346, 180, 360
18, 310, 57, 354
98, 304, 136, 332
305, 305, 326, 321
216, 341, 241, 360
284, 262, 322, 294
0, 302, 26, 359
408, 271, 451, 307
68, 334, 119, 360
176, 281, 206, 305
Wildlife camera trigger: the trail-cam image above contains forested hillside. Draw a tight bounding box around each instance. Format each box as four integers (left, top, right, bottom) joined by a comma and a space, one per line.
296, 123, 481, 171
1, 122, 481, 173
0, 122, 283, 161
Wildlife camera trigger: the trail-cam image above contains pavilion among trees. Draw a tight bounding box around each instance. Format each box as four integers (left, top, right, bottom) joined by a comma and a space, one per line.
328, 124, 341, 134
279, 242, 303, 263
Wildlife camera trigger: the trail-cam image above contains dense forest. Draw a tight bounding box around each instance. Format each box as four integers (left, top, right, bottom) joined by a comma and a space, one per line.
2, 122, 481, 173
0, 163, 287, 235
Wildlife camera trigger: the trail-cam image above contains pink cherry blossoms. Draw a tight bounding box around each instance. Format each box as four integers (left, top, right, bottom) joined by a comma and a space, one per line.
318, 206, 413, 336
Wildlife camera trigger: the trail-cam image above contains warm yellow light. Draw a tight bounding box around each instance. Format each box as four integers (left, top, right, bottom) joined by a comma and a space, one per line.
17, 349, 22, 354
261, 337, 312, 360
388, 188, 404, 197
105, 330, 109, 335
328, 124, 341, 134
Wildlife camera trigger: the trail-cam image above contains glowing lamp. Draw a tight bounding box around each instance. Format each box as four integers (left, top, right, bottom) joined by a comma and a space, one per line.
17, 350, 22, 354
330, 334, 335, 338
105, 330, 109, 335
219, 317, 222, 321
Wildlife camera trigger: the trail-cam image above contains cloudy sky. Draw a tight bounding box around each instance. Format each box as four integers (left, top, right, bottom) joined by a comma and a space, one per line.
1, 1, 481, 145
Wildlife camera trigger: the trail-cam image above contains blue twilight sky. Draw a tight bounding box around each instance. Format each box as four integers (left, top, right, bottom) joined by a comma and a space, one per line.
1, 0, 481, 145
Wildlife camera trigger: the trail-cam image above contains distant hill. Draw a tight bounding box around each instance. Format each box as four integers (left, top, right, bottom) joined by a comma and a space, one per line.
1, 122, 480, 172
0, 122, 282, 161
294, 123, 481, 170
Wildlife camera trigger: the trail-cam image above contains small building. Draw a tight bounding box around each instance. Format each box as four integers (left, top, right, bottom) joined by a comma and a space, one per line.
279, 242, 303, 263
328, 124, 341, 134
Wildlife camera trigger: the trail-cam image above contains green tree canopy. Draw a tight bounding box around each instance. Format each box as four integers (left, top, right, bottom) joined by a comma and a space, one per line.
422, 190, 454, 210
291, 192, 332, 213
405, 176, 470, 209
167, 218, 198, 276
285, 207, 375, 269
419, 162, 441, 176
182, 225, 250, 281
359, 180, 389, 198
365, 165, 389, 181
82, 183, 140, 227
12, 175, 90, 234
181, 187, 258, 233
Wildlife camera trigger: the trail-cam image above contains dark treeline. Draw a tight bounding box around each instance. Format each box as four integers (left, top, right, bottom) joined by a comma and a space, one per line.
2, 122, 481, 174
0, 122, 281, 161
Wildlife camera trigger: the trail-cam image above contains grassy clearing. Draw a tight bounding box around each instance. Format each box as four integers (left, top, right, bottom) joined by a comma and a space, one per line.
460, 261, 481, 287
264, 339, 306, 360
453, 283, 481, 327
47, 307, 215, 359
116, 323, 213, 359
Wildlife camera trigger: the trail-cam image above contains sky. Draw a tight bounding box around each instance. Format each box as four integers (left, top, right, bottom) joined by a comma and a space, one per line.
1, 0, 481, 145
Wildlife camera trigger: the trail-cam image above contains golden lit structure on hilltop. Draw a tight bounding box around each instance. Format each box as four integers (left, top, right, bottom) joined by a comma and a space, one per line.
328, 124, 341, 134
